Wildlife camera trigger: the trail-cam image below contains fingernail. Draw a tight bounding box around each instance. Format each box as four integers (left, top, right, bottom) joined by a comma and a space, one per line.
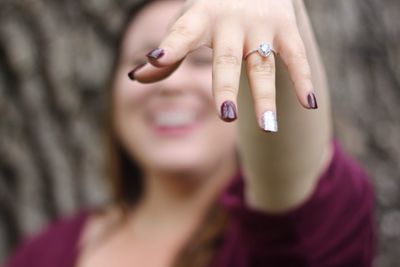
261, 111, 278, 132
307, 92, 318, 109
146, 48, 164, 60
220, 101, 237, 122
128, 63, 146, 80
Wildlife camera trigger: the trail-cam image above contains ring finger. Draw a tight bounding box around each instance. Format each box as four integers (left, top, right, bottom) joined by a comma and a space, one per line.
245, 35, 277, 132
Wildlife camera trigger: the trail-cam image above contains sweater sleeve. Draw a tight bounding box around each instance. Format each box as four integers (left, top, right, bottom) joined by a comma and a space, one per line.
213, 138, 377, 267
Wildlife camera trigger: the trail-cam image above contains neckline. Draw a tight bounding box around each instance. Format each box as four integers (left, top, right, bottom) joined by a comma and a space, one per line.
67, 208, 93, 267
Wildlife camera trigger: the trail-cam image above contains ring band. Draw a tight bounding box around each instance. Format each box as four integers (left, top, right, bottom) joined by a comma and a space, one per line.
243, 42, 276, 60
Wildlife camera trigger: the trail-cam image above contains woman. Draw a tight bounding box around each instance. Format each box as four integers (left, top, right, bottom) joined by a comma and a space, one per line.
4, 0, 376, 266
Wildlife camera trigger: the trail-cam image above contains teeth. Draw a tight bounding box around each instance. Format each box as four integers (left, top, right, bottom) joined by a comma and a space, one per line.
154, 112, 195, 127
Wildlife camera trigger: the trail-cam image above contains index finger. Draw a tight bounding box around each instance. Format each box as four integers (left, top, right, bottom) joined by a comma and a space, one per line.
145, 7, 209, 68
131, 7, 208, 83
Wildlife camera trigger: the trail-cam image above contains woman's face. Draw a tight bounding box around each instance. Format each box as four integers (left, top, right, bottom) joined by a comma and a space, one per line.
112, 0, 237, 176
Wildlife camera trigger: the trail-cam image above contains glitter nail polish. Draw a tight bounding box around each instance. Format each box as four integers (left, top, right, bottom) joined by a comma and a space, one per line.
261, 111, 278, 132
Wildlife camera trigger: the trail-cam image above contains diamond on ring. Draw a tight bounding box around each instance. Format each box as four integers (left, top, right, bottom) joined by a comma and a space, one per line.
243, 42, 276, 60
258, 43, 272, 57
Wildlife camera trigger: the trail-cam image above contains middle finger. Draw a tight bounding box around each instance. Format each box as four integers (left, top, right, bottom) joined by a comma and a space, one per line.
212, 20, 244, 122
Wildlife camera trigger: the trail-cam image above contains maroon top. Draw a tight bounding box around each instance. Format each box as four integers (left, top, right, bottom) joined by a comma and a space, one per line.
4, 138, 377, 267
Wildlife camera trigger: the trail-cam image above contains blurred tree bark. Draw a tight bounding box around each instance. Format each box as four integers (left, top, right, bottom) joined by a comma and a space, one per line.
0, 0, 399, 266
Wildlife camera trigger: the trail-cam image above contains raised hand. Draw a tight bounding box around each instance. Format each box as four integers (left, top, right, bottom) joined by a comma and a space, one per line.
128, 0, 318, 132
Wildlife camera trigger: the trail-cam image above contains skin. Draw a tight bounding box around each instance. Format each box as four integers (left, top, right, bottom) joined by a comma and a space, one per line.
76, 0, 333, 266
134, 0, 318, 128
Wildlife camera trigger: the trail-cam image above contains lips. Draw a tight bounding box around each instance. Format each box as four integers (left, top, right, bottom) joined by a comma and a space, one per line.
152, 111, 197, 127
147, 109, 203, 137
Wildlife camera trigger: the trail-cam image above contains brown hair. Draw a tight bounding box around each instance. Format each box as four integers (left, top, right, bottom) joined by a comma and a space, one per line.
103, 1, 229, 266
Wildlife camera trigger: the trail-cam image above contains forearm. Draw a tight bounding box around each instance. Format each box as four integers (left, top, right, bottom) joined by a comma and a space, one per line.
237, 0, 333, 212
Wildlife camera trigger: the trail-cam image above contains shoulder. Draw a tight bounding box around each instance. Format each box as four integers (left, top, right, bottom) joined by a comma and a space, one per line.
4, 209, 92, 267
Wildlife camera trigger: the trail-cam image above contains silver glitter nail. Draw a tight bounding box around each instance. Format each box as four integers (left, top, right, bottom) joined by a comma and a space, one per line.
261, 111, 278, 132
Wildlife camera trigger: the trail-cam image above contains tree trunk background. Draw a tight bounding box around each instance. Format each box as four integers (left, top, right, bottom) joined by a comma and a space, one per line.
0, 0, 399, 266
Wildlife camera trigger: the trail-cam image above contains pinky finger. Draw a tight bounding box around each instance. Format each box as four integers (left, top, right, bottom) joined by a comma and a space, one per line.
275, 29, 318, 110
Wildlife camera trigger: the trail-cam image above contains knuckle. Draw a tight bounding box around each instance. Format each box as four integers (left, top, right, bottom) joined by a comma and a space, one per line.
288, 47, 308, 63
283, 13, 297, 25
215, 54, 240, 67
169, 24, 196, 40
301, 69, 312, 81
288, 56, 312, 81
249, 59, 275, 78
257, 91, 275, 102
278, 14, 296, 29
215, 83, 236, 96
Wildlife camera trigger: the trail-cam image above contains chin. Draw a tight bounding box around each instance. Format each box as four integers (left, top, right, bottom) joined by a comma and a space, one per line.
149, 151, 211, 175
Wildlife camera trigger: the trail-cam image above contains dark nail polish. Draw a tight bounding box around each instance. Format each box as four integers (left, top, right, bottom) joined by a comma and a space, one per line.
146, 48, 164, 60
128, 63, 146, 80
307, 92, 318, 109
220, 101, 237, 122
